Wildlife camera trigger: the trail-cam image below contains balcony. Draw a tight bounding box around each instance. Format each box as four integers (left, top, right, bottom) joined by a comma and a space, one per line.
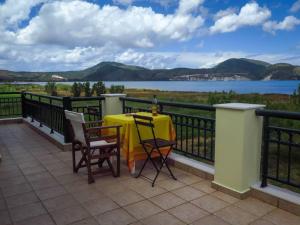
0, 92, 300, 225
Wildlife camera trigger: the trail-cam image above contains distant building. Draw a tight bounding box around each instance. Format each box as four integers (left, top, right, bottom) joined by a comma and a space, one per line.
51, 74, 66, 81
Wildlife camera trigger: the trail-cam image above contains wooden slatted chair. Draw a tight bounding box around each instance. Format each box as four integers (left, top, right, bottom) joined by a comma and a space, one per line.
133, 114, 176, 186
65, 110, 121, 184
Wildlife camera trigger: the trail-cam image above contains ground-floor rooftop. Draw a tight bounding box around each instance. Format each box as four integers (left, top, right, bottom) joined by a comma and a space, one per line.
1, 123, 300, 225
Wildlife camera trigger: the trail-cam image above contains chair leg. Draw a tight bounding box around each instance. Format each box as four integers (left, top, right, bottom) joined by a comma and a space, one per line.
135, 148, 152, 178
116, 147, 120, 177
75, 149, 88, 173
106, 158, 117, 177
72, 143, 76, 173
157, 146, 177, 180
98, 158, 105, 168
150, 146, 176, 186
86, 148, 94, 184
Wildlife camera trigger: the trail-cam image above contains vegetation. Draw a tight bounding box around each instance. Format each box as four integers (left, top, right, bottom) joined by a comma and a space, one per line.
44, 82, 57, 96
71, 82, 82, 97
1, 58, 300, 81
83, 81, 93, 97
110, 85, 125, 93
93, 81, 106, 96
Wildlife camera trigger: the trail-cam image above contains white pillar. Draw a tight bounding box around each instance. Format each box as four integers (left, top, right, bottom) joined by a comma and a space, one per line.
101, 94, 126, 116
212, 103, 265, 198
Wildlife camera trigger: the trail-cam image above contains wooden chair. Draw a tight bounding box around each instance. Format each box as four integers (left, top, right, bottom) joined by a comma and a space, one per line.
133, 114, 176, 186
65, 110, 121, 184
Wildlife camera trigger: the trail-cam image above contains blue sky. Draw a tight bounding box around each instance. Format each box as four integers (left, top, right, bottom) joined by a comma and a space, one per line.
0, 0, 299, 71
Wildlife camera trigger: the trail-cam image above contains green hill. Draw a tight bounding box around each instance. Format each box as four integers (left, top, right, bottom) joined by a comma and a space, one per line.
212, 58, 269, 80
0, 58, 299, 81
263, 63, 300, 80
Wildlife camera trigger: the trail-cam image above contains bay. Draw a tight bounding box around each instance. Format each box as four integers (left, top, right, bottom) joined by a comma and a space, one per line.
4, 80, 300, 94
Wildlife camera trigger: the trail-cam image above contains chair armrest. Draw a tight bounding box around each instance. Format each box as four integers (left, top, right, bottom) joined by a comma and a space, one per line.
84, 120, 103, 127
86, 125, 122, 132
89, 135, 118, 142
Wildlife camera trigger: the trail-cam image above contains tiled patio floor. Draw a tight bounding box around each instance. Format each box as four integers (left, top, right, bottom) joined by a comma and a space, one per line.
1, 123, 300, 225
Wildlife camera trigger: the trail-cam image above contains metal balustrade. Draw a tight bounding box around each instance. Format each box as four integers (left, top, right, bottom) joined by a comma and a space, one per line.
120, 97, 216, 163
0, 92, 22, 118
256, 109, 300, 190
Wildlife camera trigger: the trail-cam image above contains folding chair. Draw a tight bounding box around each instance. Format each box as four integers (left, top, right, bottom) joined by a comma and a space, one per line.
133, 114, 176, 187
65, 110, 121, 184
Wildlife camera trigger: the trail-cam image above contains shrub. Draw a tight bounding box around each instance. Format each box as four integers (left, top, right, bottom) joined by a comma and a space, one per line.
71, 82, 82, 97
83, 81, 93, 97
45, 82, 57, 96
110, 85, 125, 93
92, 81, 106, 96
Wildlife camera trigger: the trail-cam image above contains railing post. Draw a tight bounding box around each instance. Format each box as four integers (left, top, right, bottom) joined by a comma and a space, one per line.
21, 91, 26, 118
63, 97, 72, 143
38, 96, 42, 127
50, 99, 54, 134
101, 94, 126, 116
212, 103, 265, 199
121, 98, 126, 113
261, 116, 269, 187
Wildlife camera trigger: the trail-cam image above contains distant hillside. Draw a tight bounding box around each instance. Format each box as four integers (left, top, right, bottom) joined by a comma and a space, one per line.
211, 58, 269, 80
84, 62, 154, 81
0, 58, 299, 81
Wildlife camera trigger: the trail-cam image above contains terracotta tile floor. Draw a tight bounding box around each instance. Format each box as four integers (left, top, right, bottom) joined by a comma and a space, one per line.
1, 123, 300, 225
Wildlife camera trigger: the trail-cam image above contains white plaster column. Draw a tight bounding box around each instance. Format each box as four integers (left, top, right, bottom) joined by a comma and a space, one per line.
212, 103, 265, 197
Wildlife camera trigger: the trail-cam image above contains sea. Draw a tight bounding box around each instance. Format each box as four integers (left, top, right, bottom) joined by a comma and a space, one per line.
5, 80, 300, 94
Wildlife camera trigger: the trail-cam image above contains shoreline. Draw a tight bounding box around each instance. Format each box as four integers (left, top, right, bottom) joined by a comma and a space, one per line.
1, 81, 299, 95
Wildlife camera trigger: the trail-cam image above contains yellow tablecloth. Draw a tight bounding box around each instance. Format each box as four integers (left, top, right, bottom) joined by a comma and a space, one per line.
103, 112, 175, 173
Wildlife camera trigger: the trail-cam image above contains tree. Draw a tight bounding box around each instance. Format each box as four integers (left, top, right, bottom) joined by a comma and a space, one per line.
71, 82, 82, 97
45, 82, 57, 96
110, 85, 125, 93
83, 81, 93, 97
92, 81, 106, 96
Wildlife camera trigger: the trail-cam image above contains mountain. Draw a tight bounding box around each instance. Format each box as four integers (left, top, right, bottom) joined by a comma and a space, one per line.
212, 58, 269, 80
83, 62, 154, 81
0, 58, 300, 81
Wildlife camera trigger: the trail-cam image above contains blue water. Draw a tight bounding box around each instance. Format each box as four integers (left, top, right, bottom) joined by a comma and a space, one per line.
6, 80, 300, 94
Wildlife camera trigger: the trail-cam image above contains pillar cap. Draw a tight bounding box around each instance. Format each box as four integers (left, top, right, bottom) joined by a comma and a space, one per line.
214, 103, 265, 111
101, 94, 126, 97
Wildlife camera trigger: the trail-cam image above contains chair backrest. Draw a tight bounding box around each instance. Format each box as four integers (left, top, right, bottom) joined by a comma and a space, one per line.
64, 110, 86, 145
133, 114, 156, 144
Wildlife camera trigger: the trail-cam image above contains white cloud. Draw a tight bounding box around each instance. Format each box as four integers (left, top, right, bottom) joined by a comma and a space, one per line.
177, 0, 204, 15
213, 7, 237, 21
290, 0, 300, 13
0, 0, 46, 29
263, 16, 300, 34
210, 2, 271, 34
0, 0, 299, 72
112, 0, 134, 6
16, 0, 204, 49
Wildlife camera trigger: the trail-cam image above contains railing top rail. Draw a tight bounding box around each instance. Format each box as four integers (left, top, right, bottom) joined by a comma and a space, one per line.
24, 92, 63, 101
162, 110, 215, 121
256, 109, 300, 120
269, 125, 300, 134
0, 91, 21, 95
70, 96, 105, 101
120, 96, 216, 111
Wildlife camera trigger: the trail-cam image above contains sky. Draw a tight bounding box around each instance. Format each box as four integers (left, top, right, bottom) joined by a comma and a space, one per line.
0, 0, 300, 71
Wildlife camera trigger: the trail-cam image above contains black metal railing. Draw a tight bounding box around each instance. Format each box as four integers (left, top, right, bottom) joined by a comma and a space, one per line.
0, 92, 22, 118
70, 96, 103, 121
23, 92, 65, 135
120, 97, 216, 163
256, 109, 300, 190
22, 93, 104, 142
